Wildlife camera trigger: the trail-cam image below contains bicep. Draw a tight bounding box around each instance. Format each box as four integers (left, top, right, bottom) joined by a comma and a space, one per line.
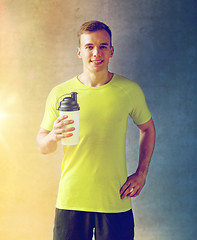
137, 118, 155, 133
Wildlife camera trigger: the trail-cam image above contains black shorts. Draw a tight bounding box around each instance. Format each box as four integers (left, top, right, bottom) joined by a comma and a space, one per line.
53, 208, 134, 240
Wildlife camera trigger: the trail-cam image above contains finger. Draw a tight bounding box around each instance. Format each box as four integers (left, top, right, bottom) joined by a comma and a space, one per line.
53, 116, 68, 129
120, 182, 130, 195
60, 120, 74, 127
128, 188, 141, 198
56, 115, 68, 123
120, 185, 134, 199
62, 132, 73, 138
55, 132, 73, 141
63, 127, 75, 133
62, 120, 74, 126
127, 187, 138, 197
55, 120, 74, 129
54, 127, 75, 138
129, 189, 141, 198
54, 128, 66, 135
55, 129, 74, 140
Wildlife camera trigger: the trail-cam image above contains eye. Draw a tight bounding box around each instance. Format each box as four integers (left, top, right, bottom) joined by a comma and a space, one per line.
86, 46, 93, 50
100, 46, 107, 50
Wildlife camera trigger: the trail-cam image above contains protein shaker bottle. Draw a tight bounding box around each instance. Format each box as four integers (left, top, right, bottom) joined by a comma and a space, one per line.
58, 92, 80, 145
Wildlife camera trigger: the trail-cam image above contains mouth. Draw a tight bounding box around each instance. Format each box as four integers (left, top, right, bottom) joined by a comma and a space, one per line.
90, 60, 104, 64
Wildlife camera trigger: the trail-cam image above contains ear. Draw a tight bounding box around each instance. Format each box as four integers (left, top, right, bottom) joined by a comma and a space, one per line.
110, 46, 114, 58
77, 47, 82, 58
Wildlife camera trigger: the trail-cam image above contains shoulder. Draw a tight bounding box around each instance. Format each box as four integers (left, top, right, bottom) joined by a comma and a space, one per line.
113, 73, 143, 93
44, 76, 77, 107
49, 76, 77, 97
52, 76, 77, 93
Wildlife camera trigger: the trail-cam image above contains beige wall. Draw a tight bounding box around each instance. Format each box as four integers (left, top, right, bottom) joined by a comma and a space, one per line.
0, 1, 116, 239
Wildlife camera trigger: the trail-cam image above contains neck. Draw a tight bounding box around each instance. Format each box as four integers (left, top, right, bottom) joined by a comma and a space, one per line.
78, 71, 113, 87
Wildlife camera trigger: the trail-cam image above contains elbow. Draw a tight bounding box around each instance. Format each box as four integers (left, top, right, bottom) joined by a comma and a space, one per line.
36, 136, 49, 155
36, 131, 57, 155
37, 144, 56, 155
37, 142, 48, 155
37, 141, 57, 155
38, 146, 49, 155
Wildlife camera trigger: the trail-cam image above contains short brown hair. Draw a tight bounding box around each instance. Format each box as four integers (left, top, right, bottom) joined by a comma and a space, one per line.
78, 20, 112, 47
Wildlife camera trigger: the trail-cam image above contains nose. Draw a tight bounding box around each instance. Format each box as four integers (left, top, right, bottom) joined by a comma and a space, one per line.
93, 47, 101, 57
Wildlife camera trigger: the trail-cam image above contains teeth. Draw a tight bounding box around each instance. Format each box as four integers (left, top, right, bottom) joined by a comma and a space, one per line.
92, 60, 103, 63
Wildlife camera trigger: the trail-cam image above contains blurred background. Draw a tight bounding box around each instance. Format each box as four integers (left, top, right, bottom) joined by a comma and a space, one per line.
0, 0, 196, 239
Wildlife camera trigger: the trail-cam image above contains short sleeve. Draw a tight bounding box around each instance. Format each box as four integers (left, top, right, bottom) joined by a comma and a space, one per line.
40, 88, 59, 131
129, 84, 152, 125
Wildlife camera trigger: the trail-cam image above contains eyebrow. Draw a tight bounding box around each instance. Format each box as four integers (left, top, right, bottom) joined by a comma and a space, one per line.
100, 43, 109, 46
85, 43, 109, 47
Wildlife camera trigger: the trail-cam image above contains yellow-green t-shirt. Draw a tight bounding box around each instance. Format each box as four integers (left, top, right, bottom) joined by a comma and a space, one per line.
41, 73, 151, 213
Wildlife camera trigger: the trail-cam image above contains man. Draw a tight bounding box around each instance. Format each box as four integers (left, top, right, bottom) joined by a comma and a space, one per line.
37, 20, 155, 240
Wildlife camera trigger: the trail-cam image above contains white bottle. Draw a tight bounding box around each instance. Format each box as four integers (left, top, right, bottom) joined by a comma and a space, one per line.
58, 92, 80, 145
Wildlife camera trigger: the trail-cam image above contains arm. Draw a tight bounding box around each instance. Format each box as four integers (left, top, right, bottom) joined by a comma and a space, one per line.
37, 115, 75, 154
120, 117, 155, 199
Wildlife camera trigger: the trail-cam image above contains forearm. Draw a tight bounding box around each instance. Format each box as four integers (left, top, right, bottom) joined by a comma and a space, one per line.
120, 118, 155, 198
37, 131, 57, 155
136, 123, 155, 177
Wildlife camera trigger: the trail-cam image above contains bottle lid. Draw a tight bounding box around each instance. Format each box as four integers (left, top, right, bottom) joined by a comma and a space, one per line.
58, 92, 80, 111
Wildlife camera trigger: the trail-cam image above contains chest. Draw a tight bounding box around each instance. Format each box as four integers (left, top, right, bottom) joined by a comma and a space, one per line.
77, 89, 131, 125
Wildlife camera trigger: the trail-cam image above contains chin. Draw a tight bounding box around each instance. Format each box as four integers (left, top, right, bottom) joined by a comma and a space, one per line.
91, 68, 105, 73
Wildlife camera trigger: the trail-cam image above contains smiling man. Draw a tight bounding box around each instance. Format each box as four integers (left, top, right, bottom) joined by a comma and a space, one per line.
37, 20, 155, 240
77, 27, 114, 86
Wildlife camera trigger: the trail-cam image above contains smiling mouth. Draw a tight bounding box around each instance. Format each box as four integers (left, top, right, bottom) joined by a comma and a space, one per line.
91, 60, 104, 64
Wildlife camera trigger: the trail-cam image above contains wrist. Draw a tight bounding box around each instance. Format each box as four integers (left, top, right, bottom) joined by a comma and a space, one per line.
40, 132, 57, 154
136, 168, 148, 178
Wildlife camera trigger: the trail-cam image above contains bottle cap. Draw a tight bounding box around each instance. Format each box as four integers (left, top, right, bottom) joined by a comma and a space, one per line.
58, 92, 80, 111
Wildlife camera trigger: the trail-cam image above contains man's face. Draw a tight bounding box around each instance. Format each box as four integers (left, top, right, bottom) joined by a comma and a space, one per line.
77, 30, 114, 73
